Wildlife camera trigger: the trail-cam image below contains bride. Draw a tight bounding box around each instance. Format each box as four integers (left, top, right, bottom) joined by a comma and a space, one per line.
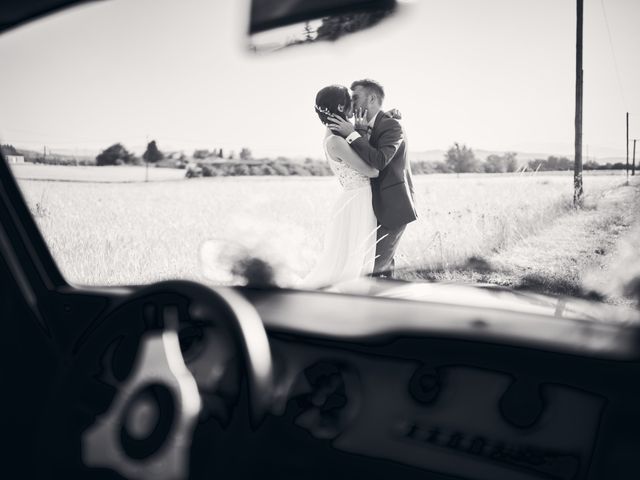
299, 85, 380, 289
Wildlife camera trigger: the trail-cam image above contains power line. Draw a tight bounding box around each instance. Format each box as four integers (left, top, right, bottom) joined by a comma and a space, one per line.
599, 0, 627, 108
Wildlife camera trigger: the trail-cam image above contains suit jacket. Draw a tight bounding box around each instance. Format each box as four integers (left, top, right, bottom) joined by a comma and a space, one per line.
350, 111, 418, 229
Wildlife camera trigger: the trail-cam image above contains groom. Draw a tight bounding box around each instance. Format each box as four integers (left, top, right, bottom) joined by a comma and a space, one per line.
328, 79, 417, 278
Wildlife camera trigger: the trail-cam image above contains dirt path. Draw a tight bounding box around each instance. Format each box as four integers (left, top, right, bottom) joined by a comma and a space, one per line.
414, 177, 640, 307
581, 183, 640, 307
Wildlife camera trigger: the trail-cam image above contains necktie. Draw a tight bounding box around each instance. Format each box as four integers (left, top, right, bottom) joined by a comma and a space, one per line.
366, 126, 373, 140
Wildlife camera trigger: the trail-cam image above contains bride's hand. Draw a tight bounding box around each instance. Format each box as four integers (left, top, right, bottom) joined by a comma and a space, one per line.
327, 114, 355, 138
354, 108, 368, 130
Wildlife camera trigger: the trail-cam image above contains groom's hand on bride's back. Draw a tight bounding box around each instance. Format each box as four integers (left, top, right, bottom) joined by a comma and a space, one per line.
327, 114, 355, 138
384, 109, 402, 120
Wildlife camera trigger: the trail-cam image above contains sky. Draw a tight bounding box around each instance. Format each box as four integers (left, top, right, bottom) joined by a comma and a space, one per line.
0, 0, 638, 160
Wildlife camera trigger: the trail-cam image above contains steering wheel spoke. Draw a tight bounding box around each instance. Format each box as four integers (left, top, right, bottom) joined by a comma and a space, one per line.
72, 281, 273, 479
83, 326, 201, 480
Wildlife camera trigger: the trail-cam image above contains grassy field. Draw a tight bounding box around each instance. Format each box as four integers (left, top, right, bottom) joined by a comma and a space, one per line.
417, 178, 640, 304
10, 163, 186, 183
10, 163, 633, 296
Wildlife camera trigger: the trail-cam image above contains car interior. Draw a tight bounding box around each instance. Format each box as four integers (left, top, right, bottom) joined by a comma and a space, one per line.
2, 1, 640, 479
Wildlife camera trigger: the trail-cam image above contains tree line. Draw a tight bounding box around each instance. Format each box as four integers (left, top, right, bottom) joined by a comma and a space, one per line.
3, 141, 628, 175
93, 141, 333, 177
192, 158, 333, 178
93, 142, 254, 166
412, 143, 623, 174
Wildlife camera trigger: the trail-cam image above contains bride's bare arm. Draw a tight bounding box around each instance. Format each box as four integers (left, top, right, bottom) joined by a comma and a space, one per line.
326, 136, 379, 178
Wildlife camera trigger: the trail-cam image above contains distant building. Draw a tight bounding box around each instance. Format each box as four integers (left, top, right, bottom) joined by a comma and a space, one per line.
5, 155, 24, 164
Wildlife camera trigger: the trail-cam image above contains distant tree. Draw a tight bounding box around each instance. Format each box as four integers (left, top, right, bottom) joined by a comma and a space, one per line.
445, 143, 480, 173
410, 161, 447, 174
260, 164, 276, 175
289, 163, 308, 175
201, 165, 217, 177
546, 156, 572, 170
233, 164, 250, 175
1, 144, 18, 156
484, 152, 518, 173
503, 152, 519, 172
528, 155, 572, 171
96, 143, 135, 166
228, 150, 235, 160
217, 148, 224, 158
143, 140, 163, 164
484, 154, 506, 173
193, 149, 211, 159
271, 162, 290, 175
432, 161, 453, 173
528, 159, 546, 171
239, 147, 253, 161
584, 160, 600, 170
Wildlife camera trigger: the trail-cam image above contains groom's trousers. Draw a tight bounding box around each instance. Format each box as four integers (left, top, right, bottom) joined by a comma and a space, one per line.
373, 223, 406, 278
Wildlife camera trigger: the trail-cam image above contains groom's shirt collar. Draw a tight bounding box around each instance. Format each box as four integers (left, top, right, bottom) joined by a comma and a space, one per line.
367, 111, 379, 128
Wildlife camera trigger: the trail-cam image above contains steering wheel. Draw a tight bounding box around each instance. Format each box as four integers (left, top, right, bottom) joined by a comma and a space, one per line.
40, 280, 273, 479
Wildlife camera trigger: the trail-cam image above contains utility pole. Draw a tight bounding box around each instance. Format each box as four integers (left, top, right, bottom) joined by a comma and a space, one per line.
626, 112, 629, 184
633, 139, 637, 176
573, 0, 584, 207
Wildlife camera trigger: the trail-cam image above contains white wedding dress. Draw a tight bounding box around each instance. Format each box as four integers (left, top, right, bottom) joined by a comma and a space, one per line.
299, 131, 378, 289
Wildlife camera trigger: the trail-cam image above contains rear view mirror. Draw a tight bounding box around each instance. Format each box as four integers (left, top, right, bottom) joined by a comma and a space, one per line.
248, 0, 400, 52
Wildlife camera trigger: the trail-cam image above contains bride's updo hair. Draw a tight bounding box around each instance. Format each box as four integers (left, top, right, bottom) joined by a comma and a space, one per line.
314, 85, 351, 125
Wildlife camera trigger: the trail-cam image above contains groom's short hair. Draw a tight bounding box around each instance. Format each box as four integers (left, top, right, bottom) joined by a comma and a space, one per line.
351, 79, 385, 104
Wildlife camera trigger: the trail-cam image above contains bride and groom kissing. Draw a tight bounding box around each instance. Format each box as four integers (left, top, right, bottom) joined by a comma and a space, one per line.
300, 79, 418, 289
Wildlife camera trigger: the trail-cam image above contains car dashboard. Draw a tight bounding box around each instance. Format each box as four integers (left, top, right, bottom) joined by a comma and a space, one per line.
25, 279, 638, 480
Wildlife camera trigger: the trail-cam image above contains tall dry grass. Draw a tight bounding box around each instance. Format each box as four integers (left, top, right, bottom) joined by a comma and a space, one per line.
396, 174, 626, 272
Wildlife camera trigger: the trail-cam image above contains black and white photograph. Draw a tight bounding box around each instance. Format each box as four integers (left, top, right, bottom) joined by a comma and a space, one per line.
1, 0, 640, 478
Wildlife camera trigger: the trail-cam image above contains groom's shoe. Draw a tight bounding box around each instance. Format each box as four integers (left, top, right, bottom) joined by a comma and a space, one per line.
371, 261, 394, 280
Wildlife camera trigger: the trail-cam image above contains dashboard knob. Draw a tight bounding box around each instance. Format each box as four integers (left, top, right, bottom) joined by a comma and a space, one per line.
409, 365, 441, 404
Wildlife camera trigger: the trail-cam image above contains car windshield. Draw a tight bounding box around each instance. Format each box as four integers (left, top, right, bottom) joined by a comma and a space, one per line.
1, 0, 639, 306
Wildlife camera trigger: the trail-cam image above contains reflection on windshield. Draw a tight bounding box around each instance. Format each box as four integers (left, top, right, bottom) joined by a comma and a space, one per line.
1, 0, 639, 308
249, 5, 398, 52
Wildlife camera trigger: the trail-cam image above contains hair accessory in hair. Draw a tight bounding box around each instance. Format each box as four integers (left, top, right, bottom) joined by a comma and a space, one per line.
315, 104, 331, 115
337, 104, 345, 113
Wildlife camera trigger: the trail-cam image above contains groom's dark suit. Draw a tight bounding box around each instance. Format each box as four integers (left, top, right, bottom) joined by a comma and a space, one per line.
349, 111, 417, 276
